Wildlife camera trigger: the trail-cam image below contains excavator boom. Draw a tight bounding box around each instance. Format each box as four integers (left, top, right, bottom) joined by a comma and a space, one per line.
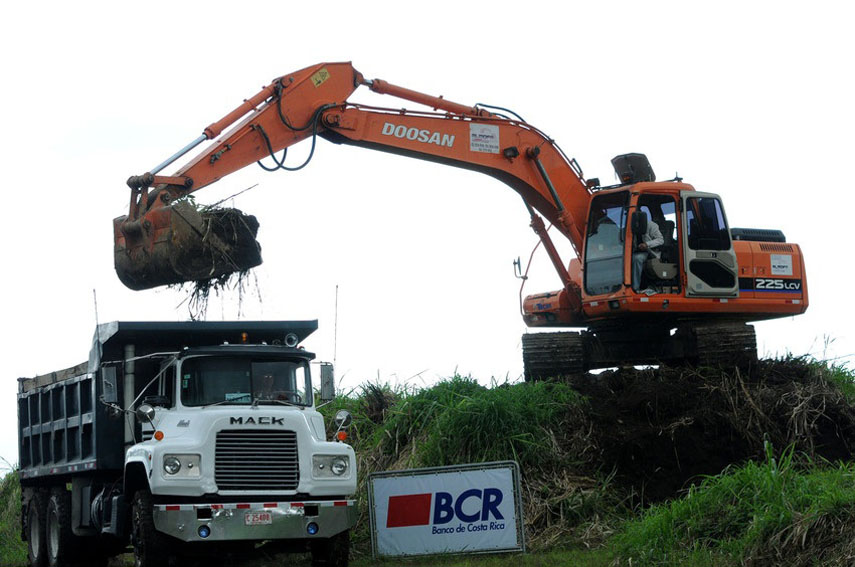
115, 61, 591, 294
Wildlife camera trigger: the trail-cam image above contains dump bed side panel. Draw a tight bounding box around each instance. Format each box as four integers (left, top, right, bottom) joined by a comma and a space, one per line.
17, 368, 124, 482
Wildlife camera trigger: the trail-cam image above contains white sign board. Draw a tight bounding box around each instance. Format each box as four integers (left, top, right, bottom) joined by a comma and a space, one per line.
770, 254, 793, 276
469, 124, 500, 154
369, 462, 524, 558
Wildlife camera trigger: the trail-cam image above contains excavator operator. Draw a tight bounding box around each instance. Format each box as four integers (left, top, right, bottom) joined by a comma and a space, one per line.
632, 212, 664, 292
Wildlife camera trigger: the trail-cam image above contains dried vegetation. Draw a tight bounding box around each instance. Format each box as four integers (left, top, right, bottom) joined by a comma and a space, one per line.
168, 201, 263, 320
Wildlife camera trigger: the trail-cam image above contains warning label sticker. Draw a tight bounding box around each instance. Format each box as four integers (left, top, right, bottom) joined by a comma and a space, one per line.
470, 124, 500, 154
311, 67, 330, 88
770, 254, 793, 276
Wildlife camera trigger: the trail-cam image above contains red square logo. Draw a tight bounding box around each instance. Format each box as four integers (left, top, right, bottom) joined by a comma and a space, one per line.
386, 493, 432, 528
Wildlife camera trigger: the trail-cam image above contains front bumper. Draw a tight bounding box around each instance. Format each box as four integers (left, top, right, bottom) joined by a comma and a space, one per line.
152, 500, 356, 542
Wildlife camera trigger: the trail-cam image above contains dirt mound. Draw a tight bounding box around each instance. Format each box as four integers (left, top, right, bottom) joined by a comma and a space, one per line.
572, 359, 855, 502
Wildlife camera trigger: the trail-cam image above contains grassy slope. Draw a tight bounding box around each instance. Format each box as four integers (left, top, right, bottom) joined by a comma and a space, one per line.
331, 360, 855, 566
2, 359, 854, 567
613, 450, 855, 566
612, 359, 855, 567
324, 376, 622, 552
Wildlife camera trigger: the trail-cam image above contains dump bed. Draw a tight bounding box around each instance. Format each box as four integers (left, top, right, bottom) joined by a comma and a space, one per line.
17, 362, 117, 481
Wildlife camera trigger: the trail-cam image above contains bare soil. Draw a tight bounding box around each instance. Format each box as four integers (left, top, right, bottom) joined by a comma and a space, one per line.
571, 359, 855, 502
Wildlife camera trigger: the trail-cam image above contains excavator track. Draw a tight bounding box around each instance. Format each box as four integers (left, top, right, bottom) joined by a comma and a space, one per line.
691, 322, 757, 369
522, 322, 758, 380
522, 332, 586, 381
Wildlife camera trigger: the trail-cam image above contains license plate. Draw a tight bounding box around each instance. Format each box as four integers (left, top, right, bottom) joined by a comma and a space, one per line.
244, 512, 273, 526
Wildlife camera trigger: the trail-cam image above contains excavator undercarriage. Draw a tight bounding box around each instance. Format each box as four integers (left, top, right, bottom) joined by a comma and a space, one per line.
522, 321, 757, 380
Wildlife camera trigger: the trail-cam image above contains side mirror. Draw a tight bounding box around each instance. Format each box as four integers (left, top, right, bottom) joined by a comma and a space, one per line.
320, 363, 335, 402
335, 409, 353, 429
631, 211, 648, 236
135, 404, 156, 424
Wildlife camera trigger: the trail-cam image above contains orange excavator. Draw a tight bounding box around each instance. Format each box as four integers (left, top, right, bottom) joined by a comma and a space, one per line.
114, 62, 808, 377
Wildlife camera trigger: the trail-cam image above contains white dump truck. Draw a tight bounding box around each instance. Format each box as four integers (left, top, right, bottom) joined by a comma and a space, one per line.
17, 320, 356, 567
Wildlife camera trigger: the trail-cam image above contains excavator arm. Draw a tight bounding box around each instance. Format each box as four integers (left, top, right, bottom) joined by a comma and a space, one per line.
114, 62, 592, 309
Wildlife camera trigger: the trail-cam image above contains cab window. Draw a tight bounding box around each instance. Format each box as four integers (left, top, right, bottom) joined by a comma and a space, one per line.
686, 197, 730, 250
584, 192, 628, 295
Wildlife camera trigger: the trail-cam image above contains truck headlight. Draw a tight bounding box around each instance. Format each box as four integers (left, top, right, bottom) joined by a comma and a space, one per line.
312, 455, 351, 479
162, 454, 201, 477
331, 457, 348, 476
163, 456, 181, 475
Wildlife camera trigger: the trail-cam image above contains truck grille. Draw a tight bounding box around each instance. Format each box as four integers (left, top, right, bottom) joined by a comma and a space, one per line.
215, 430, 299, 491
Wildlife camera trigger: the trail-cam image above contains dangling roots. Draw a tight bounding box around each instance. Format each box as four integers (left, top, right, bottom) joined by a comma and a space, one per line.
170, 204, 263, 320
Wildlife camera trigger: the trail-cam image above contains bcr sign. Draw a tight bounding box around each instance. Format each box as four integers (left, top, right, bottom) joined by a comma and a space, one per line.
368, 462, 524, 558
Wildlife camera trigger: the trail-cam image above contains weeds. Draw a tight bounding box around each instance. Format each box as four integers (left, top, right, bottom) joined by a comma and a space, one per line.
414, 380, 585, 470
612, 442, 855, 566
320, 376, 622, 551
0, 467, 26, 567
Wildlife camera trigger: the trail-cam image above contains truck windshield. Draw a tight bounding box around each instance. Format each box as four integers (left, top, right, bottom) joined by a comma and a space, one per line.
584, 191, 629, 295
180, 357, 311, 407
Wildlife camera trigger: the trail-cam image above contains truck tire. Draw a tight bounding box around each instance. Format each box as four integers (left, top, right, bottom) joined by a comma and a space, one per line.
27, 491, 47, 567
131, 490, 168, 567
310, 529, 350, 567
46, 488, 77, 567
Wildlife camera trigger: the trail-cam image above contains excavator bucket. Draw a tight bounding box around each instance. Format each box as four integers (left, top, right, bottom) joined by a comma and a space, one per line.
114, 200, 262, 291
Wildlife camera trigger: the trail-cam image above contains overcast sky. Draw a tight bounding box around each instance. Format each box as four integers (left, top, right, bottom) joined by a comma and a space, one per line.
1, 1, 852, 471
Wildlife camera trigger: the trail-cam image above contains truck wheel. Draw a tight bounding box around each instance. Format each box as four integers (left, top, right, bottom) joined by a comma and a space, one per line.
131, 490, 168, 567
27, 491, 47, 567
46, 488, 76, 567
310, 529, 350, 567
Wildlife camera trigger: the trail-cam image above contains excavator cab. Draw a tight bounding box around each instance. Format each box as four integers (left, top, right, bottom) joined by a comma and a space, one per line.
583, 153, 739, 299
582, 186, 739, 298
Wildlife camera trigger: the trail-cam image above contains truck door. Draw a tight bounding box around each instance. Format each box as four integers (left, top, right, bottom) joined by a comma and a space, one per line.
681, 191, 739, 297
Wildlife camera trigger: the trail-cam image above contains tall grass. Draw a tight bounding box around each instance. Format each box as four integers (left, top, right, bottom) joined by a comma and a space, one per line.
413, 379, 584, 470
320, 376, 615, 551
337, 375, 589, 473
818, 360, 855, 402
376, 376, 488, 467
613, 442, 855, 566
0, 469, 26, 566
